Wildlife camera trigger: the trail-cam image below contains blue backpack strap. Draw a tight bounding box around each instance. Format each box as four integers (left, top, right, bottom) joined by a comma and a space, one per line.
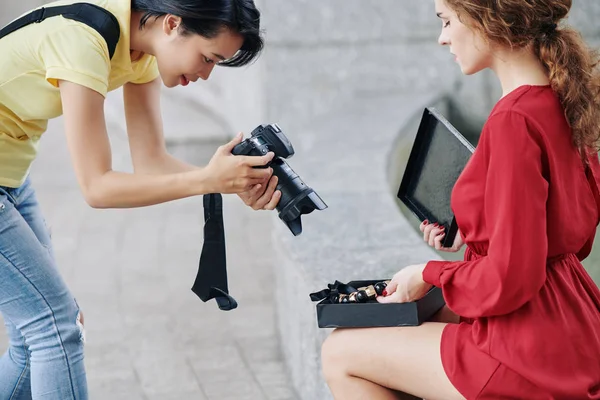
0, 3, 120, 59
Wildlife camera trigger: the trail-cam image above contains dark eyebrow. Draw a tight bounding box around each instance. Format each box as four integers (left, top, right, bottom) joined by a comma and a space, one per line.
212, 53, 226, 61
436, 12, 444, 18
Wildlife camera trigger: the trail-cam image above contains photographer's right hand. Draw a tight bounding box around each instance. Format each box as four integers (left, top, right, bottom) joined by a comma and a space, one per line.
420, 220, 465, 252
203, 133, 275, 194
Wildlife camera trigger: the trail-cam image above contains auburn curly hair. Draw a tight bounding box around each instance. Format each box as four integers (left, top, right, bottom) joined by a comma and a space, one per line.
444, 0, 600, 153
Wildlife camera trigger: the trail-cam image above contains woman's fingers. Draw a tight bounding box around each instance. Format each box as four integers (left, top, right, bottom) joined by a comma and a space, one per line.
240, 184, 264, 206
219, 132, 244, 153
422, 221, 433, 241
239, 176, 281, 210
253, 176, 279, 210
428, 226, 443, 247
244, 152, 275, 167
383, 273, 402, 300
376, 291, 402, 303
434, 232, 446, 250
263, 191, 281, 210
423, 222, 445, 246
377, 278, 410, 304
259, 177, 280, 210
247, 166, 273, 180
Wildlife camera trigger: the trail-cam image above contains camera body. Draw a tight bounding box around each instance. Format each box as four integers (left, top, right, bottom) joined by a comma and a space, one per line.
232, 124, 327, 236
231, 123, 294, 160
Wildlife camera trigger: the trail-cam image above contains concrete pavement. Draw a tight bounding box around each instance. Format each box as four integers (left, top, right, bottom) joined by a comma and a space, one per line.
0, 97, 298, 400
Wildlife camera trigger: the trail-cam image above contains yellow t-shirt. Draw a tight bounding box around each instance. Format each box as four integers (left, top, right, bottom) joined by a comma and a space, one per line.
0, 0, 160, 187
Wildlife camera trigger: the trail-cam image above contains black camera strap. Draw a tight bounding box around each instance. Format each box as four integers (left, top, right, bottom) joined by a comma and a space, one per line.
191, 194, 238, 311
0, 3, 120, 59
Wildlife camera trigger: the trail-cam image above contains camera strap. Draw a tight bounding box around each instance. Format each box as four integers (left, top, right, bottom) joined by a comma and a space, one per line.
0, 3, 120, 59
191, 193, 238, 311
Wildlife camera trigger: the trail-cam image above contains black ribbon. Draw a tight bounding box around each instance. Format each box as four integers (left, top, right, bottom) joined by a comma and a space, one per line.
309, 281, 358, 303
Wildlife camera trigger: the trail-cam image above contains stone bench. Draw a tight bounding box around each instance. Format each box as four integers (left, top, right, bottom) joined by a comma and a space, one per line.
269, 91, 451, 399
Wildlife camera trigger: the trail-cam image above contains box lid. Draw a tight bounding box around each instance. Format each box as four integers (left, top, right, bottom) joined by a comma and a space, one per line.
397, 107, 474, 246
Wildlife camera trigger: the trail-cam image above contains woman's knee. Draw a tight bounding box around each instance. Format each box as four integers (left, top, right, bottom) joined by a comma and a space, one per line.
59, 301, 86, 350
22, 299, 85, 359
321, 329, 352, 381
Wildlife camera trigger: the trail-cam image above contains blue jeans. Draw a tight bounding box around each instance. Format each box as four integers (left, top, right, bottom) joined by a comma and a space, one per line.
0, 177, 87, 399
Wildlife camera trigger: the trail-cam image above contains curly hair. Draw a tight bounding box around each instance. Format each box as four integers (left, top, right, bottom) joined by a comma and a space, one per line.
444, 0, 600, 153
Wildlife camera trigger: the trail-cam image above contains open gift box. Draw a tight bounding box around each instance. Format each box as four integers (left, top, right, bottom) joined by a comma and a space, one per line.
310, 280, 446, 328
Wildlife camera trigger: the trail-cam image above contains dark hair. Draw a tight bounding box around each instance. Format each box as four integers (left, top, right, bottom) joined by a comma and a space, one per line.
131, 0, 264, 67
445, 0, 600, 153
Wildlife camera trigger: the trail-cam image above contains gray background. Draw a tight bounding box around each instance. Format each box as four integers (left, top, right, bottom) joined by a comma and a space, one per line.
1, 1, 599, 399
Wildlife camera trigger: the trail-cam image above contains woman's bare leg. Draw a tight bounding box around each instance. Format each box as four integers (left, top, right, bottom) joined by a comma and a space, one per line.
321, 322, 465, 400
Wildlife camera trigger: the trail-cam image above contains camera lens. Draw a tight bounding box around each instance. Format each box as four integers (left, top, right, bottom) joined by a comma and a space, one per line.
231, 124, 327, 235
271, 158, 327, 236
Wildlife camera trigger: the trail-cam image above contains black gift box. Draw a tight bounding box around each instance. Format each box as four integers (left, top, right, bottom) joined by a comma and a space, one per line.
397, 107, 474, 248
312, 280, 445, 328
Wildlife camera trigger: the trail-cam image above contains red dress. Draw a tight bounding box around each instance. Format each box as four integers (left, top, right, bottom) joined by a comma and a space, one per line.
423, 85, 600, 399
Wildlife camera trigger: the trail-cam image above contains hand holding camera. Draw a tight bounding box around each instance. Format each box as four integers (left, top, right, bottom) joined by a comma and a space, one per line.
194, 124, 327, 311
202, 133, 275, 194
231, 124, 327, 236
238, 175, 281, 211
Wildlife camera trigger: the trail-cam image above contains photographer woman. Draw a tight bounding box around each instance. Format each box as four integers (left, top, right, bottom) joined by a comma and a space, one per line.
321, 0, 600, 399
0, 0, 279, 398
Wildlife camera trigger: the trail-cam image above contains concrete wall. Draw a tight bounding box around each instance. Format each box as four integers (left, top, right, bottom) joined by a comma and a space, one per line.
257, 2, 457, 399
259, 1, 459, 136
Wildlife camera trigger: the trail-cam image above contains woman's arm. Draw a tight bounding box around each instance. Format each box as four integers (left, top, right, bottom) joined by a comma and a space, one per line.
123, 78, 198, 174
122, 78, 281, 210
59, 80, 273, 208
422, 111, 549, 318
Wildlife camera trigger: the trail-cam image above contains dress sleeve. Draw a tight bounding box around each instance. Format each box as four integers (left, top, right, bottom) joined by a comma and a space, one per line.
422, 111, 549, 318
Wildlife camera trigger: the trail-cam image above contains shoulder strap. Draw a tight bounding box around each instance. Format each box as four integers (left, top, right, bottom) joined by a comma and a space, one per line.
0, 3, 120, 59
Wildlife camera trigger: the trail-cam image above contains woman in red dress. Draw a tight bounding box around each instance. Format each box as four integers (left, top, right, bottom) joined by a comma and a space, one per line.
321, 0, 600, 399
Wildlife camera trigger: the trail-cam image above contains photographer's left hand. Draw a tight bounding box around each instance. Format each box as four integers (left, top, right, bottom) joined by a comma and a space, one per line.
376, 264, 432, 304
238, 175, 281, 210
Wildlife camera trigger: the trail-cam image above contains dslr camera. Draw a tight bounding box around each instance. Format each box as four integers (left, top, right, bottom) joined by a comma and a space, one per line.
232, 124, 327, 235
